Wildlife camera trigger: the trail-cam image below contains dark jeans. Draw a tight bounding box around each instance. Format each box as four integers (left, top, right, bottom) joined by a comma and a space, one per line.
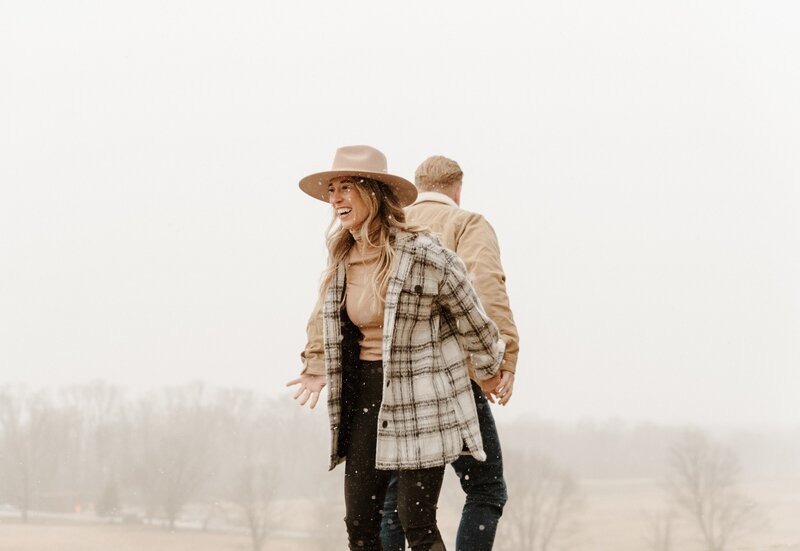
343, 360, 447, 551
381, 381, 508, 551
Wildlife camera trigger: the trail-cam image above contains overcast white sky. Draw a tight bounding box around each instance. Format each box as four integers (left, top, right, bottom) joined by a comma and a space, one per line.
1, 1, 798, 428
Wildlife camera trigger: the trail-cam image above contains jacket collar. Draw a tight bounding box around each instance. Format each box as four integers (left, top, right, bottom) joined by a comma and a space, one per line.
413, 191, 458, 208
382, 231, 417, 360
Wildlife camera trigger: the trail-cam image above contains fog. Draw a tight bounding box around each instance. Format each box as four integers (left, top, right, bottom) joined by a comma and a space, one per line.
1, 1, 799, 549
1, 382, 798, 549
3, 1, 799, 428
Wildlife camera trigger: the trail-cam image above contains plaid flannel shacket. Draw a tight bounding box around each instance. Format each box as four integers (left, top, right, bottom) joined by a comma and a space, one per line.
323, 230, 505, 471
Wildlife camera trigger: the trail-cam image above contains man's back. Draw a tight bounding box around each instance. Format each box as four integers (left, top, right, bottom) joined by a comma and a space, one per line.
406, 192, 519, 376
382, 155, 519, 550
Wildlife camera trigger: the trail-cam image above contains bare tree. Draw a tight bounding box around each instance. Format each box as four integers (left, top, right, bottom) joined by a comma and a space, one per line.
668, 431, 755, 551
128, 383, 218, 529
0, 387, 65, 521
235, 461, 277, 551
644, 509, 676, 551
60, 382, 125, 512
225, 391, 282, 551
0, 387, 32, 520
96, 480, 121, 519
495, 448, 583, 551
127, 402, 162, 524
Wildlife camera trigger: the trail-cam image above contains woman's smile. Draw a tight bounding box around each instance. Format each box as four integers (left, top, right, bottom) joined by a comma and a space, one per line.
329, 178, 368, 230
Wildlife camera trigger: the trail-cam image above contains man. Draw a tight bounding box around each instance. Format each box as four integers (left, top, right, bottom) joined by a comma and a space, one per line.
381, 155, 520, 550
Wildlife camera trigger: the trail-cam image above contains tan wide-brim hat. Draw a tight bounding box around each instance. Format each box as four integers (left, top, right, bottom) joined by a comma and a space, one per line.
299, 145, 417, 207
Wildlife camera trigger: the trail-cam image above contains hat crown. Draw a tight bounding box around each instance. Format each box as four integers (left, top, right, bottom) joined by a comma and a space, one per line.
331, 145, 389, 174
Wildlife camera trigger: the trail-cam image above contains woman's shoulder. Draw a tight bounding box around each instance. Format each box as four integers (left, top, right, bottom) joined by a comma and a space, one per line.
396, 229, 439, 249
397, 230, 458, 265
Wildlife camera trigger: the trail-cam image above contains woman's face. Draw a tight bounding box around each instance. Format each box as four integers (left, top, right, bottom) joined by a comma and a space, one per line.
328, 177, 370, 231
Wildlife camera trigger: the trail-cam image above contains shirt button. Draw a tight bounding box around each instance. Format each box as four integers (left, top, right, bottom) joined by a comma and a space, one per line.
386, 380, 391, 387
382, 421, 388, 428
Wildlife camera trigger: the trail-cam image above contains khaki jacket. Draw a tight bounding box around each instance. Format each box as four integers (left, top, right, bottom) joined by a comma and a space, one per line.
406, 192, 519, 376
304, 230, 504, 470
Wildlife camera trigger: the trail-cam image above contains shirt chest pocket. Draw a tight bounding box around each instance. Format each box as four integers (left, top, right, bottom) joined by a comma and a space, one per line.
399, 275, 439, 315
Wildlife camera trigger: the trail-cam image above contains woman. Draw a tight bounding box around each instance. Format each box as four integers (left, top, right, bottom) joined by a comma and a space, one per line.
287, 145, 504, 551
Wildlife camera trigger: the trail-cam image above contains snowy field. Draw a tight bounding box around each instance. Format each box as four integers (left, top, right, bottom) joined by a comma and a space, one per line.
3, 477, 799, 551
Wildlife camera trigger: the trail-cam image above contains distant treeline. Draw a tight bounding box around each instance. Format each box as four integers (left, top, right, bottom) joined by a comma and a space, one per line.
0, 382, 331, 528
0, 381, 795, 534
501, 415, 800, 480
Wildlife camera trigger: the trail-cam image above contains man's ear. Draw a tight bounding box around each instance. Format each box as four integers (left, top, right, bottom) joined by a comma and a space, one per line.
453, 181, 463, 206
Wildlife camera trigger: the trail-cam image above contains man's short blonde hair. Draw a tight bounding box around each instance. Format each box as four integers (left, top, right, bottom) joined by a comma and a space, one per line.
415, 155, 463, 192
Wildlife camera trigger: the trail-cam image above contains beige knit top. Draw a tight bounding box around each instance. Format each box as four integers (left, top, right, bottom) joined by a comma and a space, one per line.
345, 240, 385, 361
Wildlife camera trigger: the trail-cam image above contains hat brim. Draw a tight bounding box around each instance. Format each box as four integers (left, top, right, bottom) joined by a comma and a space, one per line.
299, 170, 418, 208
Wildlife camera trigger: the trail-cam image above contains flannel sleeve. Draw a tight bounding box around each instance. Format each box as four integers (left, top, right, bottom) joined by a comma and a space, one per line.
438, 249, 505, 380
455, 213, 519, 374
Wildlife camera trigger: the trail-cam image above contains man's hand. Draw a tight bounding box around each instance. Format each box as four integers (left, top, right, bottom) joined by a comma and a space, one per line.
495, 371, 514, 406
479, 371, 515, 406
478, 371, 502, 403
286, 374, 326, 409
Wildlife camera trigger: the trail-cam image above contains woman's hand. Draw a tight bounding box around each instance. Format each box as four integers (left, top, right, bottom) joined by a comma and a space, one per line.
286, 374, 327, 409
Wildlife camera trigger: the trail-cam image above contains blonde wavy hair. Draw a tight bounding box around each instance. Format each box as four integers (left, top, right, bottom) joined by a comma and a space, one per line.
319, 177, 425, 305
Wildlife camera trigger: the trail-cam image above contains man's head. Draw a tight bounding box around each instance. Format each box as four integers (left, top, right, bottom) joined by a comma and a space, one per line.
415, 155, 463, 205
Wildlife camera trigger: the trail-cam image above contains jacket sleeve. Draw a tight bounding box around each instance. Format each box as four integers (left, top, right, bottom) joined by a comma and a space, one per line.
455, 213, 520, 374
438, 249, 505, 381
299, 293, 326, 376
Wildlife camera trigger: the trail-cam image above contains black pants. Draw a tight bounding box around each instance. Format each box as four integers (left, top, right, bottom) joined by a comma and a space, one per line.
343, 360, 446, 551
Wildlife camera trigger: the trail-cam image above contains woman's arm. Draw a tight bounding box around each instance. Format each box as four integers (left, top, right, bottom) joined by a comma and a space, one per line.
438, 249, 506, 380
287, 296, 327, 409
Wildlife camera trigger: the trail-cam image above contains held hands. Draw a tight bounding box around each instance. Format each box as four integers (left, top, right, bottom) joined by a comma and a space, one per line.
479, 370, 515, 406
286, 374, 326, 409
